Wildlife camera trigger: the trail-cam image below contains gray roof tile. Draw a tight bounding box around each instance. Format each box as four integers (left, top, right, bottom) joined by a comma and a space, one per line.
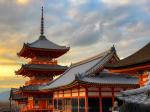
80, 72, 139, 85
118, 85, 150, 105
27, 36, 69, 50
41, 48, 118, 90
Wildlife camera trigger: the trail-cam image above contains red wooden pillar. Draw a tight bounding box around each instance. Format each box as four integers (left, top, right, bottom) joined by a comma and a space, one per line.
99, 88, 102, 112
78, 87, 80, 112
112, 88, 115, 105
71, 89, 72, 112
63, 90, 64, 111
85, 87, 88, 112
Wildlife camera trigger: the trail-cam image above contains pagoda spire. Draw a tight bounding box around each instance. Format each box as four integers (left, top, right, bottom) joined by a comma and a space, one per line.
41, 6, 44, 36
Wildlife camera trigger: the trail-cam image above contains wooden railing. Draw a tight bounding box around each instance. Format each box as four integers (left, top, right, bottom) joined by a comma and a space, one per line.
29, 58, 58, 65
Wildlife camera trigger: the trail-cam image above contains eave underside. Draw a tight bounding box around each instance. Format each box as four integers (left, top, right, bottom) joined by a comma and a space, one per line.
105, 42, 150, 69
16, 64, 67, 76
17, 44, 69, 58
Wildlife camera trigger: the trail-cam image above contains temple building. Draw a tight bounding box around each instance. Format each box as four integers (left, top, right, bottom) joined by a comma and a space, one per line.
10, 6, 150, 112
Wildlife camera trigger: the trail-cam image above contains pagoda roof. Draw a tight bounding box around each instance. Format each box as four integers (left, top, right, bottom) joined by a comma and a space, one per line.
27, 36, 69, 50
118, 83, 150, 105
18, 36, 70, 58
105, 42, 150, 69
16, 64, 68, 76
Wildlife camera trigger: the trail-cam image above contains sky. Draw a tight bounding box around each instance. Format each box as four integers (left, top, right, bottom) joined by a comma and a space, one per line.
0, 0, 150, 93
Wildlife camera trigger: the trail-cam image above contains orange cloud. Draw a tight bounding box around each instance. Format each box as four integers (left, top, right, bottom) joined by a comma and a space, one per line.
0, 65, 19, 77
0, 76, 28, 88
16, 0, 29, 5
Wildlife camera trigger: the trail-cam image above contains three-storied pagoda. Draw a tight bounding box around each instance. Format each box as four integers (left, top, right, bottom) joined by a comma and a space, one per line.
10, 7, 69, 112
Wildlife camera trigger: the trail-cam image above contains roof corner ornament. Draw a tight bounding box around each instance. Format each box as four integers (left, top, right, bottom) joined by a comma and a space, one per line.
111, 44, 116, 52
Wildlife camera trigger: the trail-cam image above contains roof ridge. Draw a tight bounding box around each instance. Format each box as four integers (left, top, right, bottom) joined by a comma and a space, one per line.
71, 50, 111, 67
85, 51, 115, 75
43, 49, 112, 88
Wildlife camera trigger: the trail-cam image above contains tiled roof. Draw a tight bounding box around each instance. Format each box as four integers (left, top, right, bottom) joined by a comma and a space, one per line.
27, 36, 69, 50
40, 47, 120, 90
80, 72, 139, 85
118, 85, 150, 105
16, 64, 68, 76
22, 64, 68, 71
106, 42, 150, 68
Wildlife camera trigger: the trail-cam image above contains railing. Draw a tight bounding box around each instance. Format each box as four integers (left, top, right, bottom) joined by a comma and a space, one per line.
25, 79, 51, 85
29, 58, 58, 65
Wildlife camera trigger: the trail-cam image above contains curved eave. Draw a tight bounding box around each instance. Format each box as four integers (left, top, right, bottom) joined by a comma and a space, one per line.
40, 79, 139, 92
16, 65, 67, 76
77, 80, 140, 88
106, 60, 150, 69
107, 63, 150, 73
17, 43, 70, 58
105, 42, 150, 70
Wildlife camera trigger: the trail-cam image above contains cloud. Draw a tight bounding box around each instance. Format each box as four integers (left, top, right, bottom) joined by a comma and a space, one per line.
0, 76, 28, 88
0, 0, 150, 89
16, 0, 29, 5
70, 0, 89, 6
101, 0, 131, 7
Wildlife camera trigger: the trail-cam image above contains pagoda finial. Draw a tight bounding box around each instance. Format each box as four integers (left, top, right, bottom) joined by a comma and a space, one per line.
41, 6, 44, 36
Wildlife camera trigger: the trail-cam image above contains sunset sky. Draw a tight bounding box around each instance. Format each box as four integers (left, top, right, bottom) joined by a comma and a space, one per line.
0, 0, 150, 93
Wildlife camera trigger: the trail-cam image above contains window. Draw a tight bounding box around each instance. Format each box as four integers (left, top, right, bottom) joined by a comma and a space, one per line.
72, 98, 78, 112
58, 99, 63, 110
79, 98, 85, 112
54, 99, 57, 110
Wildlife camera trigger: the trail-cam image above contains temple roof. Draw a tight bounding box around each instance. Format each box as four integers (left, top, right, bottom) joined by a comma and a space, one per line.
118, 85, 150, 105
36, 47, 138, 90
27, 36, 69, 50
17, 36, 70, 58
41, 48, 116, 90
79, 72, 139, 85
16, 64, 68, 76
106, 42, 150, 69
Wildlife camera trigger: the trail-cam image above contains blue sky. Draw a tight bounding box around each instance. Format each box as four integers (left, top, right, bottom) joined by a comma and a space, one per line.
0, 0, 150, 93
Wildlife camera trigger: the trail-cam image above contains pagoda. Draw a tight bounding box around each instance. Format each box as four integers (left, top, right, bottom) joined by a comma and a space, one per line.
10, 7, 69, 112
16, 7, 69, 86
